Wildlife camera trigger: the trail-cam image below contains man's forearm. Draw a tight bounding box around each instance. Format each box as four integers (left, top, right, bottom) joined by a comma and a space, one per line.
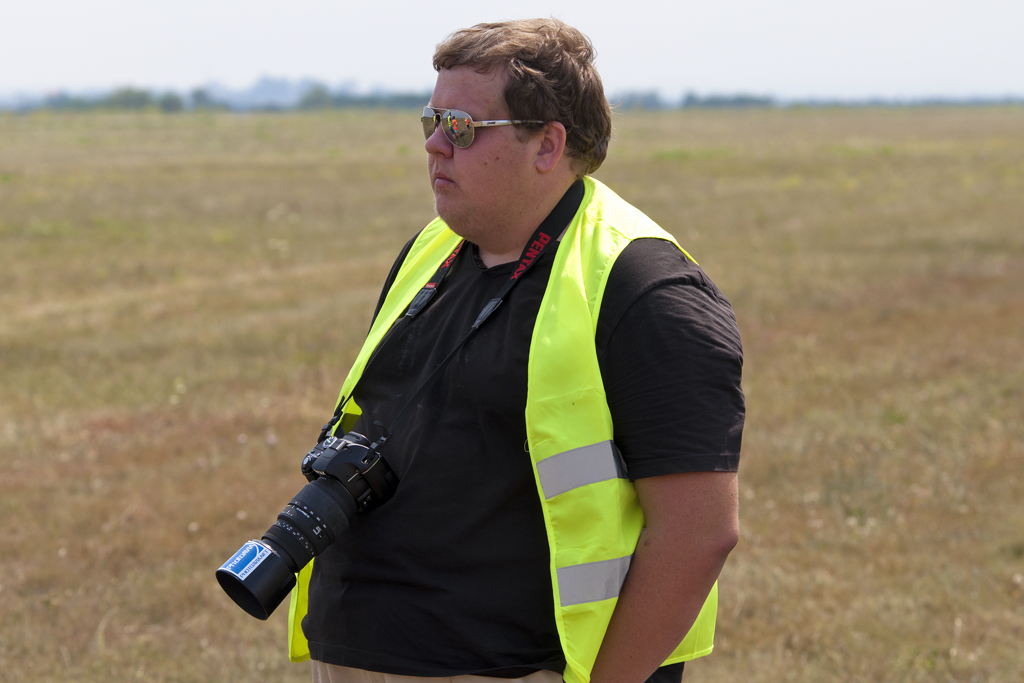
589, 471, 739, 683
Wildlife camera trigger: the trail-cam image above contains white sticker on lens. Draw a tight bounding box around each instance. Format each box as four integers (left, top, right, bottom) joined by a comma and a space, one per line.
220, 540, 271, 580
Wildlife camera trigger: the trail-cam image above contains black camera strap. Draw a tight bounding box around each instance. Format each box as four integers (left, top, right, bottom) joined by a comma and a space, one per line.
318, 239, 466, 442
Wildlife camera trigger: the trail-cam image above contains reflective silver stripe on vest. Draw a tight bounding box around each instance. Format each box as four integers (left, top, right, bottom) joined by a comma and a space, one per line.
557, 555, 633, 606
536, 440, 627, 499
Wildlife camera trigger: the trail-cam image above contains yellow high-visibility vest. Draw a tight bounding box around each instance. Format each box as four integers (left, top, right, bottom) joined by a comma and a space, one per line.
288, 177, 717, 682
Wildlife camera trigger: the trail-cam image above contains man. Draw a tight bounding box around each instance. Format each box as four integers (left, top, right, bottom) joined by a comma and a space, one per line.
293, 18, 744, 683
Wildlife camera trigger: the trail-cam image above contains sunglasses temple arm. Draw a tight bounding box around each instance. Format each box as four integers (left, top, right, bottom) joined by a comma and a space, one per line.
474, 120, 546, 127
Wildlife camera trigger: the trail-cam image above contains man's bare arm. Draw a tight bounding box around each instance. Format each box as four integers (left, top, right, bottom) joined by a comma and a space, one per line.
589, 470, 740, 683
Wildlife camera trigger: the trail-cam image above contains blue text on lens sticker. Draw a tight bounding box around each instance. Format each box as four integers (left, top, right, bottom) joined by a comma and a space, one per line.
220, 540, 271, 580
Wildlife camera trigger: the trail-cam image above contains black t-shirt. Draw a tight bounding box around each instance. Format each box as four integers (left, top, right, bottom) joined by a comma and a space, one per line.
303, 183, 744, 681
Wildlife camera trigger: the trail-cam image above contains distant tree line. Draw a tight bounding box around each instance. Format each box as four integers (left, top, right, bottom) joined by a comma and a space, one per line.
12, 84, 1023, 113
42, 88, 190, 112
19, 87, 788, 113
296, 85, 429, 110
25, 85, 435, 113
613, 91, 1024, 110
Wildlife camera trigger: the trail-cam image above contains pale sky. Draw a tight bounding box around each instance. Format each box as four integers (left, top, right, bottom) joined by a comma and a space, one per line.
2, 0, 1022, 99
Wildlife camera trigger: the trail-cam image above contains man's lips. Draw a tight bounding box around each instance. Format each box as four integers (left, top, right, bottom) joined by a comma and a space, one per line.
432, 170, 455, 188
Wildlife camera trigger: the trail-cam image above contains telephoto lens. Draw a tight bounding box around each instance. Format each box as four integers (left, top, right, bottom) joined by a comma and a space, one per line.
216, 432, 398, 619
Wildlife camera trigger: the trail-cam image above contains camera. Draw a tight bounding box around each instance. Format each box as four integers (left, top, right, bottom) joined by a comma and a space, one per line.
216, 431, 398, 619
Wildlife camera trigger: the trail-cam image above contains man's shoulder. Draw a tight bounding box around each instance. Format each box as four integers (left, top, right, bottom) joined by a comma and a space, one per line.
581, 178, 675, 243
596, 237, 736, 353
608, 238, 722, 296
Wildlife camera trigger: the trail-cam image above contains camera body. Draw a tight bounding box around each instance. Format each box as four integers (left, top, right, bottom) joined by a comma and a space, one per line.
216, 431, 398, 620
301, 432, 398, 511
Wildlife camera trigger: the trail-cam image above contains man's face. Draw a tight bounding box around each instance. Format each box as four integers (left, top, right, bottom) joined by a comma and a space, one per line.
426, 66, 536, 244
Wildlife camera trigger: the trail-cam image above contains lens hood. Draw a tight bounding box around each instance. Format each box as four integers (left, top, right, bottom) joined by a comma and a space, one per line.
216, 540, 296, 620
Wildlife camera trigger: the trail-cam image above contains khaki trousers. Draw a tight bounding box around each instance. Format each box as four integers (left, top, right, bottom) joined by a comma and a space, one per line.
311, 662, 563, 683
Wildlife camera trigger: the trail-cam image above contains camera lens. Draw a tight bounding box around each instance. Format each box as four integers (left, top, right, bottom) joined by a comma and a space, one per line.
217, 431, 397, 620
216, 476, 357, 620
264, 477, 358, 571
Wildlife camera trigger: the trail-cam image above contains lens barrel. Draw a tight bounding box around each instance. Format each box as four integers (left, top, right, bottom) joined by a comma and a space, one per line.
216, 432, 397, 619
264, 477, 359, 571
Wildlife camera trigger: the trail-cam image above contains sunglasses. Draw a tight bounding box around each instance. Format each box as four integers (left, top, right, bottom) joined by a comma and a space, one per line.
421, 106, 544, 149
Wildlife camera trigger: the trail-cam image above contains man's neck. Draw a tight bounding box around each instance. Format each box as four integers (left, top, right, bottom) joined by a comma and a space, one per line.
475, 178, 577, 268
476, 244, 528, 269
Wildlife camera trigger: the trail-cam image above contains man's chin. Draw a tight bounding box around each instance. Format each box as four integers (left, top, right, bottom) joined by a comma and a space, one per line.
433, 199, 462, 231
433, 195, 486, 242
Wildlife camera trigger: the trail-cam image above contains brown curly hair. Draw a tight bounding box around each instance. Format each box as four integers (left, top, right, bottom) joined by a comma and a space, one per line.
433, 18, 612, 177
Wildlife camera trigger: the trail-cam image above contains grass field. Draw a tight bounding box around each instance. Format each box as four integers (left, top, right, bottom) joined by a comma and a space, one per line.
1, 107, 1022, 682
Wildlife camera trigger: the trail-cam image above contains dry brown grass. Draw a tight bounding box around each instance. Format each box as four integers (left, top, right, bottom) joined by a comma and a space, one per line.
1, 107, 1022, 682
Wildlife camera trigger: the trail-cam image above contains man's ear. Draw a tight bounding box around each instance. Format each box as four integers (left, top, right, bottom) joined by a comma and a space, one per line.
534, 121, 567, 174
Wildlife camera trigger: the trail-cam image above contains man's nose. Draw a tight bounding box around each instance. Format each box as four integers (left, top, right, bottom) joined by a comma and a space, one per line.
424, 122, 454, 157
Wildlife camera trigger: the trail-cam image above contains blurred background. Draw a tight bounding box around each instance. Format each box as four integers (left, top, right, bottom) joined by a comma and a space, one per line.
1, 2, 1022, 682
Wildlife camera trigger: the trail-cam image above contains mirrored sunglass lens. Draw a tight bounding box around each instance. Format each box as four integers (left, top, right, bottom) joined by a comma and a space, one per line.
441, 110, 475, 148
421, 107, 438, 140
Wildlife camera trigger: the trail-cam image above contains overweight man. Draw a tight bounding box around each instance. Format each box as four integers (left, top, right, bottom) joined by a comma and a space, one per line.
290, 18, 745, 683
